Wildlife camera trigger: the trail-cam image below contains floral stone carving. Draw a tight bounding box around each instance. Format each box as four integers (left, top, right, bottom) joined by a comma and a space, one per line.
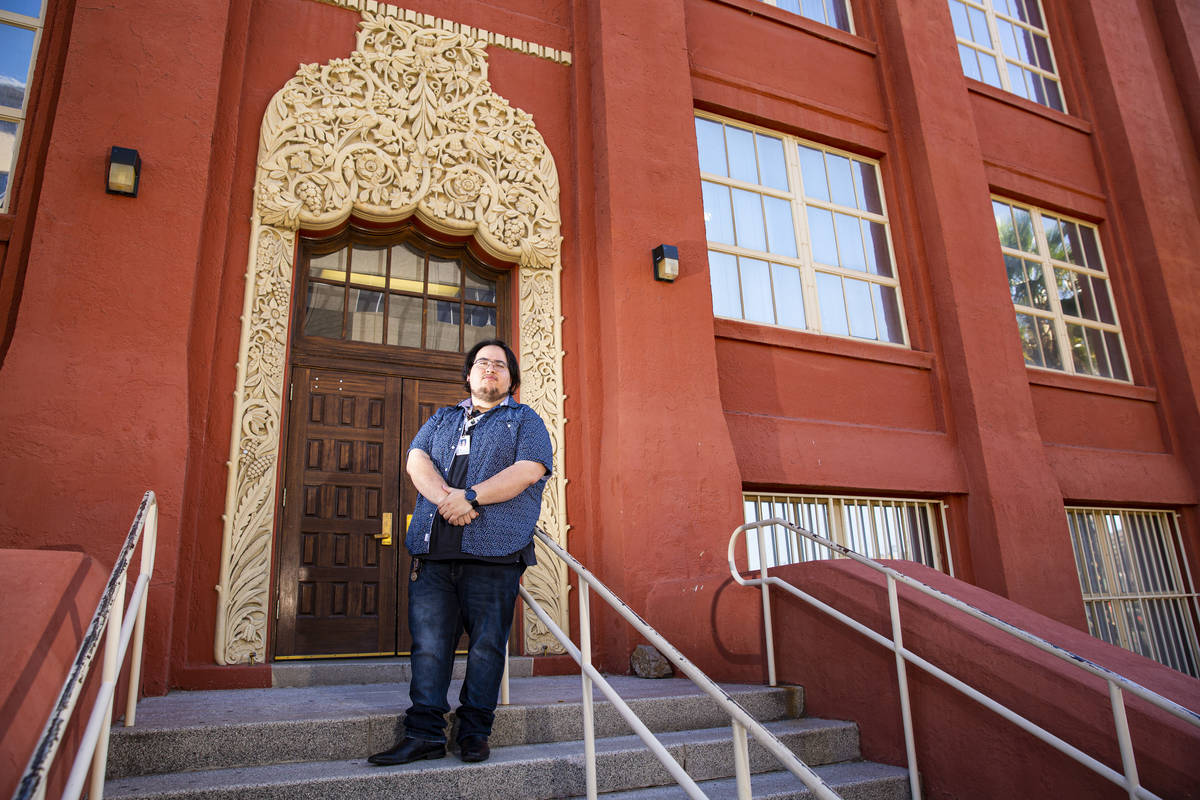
217, 10, 568, 664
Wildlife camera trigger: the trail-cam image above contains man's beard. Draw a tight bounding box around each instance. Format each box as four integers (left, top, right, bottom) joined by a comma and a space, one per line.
473, 384, 506, 404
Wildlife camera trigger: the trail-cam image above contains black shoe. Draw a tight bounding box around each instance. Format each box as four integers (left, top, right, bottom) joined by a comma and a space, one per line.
368, 737, 446, 765
458, 734, 490, 763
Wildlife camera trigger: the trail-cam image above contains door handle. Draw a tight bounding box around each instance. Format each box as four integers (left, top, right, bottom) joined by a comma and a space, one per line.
375, 512, 393, 546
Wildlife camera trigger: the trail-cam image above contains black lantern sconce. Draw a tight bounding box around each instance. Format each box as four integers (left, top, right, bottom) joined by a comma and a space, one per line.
106, 147, 141, 197
652, 244, 679, 282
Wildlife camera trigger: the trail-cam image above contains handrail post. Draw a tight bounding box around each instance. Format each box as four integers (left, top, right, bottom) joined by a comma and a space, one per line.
756, 527, 776, 687
1108, 680, 1140, 799
124, 502, 156, 726
731, 719, 752, 800
90, 572, 125, 800
579, 582, 597, 800
887, 574, 921, 800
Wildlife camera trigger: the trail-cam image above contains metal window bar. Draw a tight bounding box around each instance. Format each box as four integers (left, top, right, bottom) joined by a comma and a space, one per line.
743, 493, 949, 575
1066, 507, 1200, 678
13, 491, 159, 800
728, 517, 1200, 800
505, 529, 844, 800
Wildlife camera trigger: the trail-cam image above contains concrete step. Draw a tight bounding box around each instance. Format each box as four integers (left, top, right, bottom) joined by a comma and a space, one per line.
577, 761, 910, 800
107, 676, 804, 779
269, 655, 535, 687
104, 718, 882, 800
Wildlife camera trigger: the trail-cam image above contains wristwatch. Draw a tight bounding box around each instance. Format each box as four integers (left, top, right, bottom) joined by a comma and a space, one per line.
465, 488, 481, 510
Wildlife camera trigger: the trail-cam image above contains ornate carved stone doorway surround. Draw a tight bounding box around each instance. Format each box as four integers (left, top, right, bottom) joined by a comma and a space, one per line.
215, 7, 570, 665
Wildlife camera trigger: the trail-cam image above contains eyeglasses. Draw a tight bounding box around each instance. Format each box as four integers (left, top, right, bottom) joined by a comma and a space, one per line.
472, 358, 509, 372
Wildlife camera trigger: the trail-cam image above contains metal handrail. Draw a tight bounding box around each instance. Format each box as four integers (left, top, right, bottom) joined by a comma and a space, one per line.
729, 517, 1200, 800
508, 529, 844, 800
13, 491, 159, 800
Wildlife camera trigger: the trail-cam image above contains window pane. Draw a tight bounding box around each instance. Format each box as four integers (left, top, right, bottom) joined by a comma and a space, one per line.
386, 294, 422, 348
993, 201, 1018, 248
1026, 260, 1049, 309
695, 117, 728, 177
872, 284, 904, 343
1013, 206, 1036, 252
428, 257, 461, 298
708, 250, 742, 318
826, 154, 856, 208
1007, 63, 1030, 99
390, 243, 424, 287
1086, 326, 1111, 378
979, 51, 1002, 86
1105, 331, 1128, 381
959, 44, 982, 81
304, 283, 344, 339
1039, 317, 1062, 369
740, 257, 774, 324
834, 212, 867, 271
807, 206, 838, 266
349, 246, 387, 285
702, 181, 735, 244
863, 220, 892, 277
844, 278, 876, 339
347, 288, 385, 344
426, 299, 460, 351
772, 263, 805, 329
1067, 323, 1095, 374
1075, 269, 1098, 320
0, 24, 36, 110
968, 5, 991, 46
756, 133, 788, 191
310, 249, 347, 282
1005, 254, 1030, 306
764, 195, 798, 258
732, 188, 767, 251
464, 271, 496, 303
1055, 267, 1079, 317
1015, 313, 1043, 366
0, 119, 13, 206
1092, 275, 1115, 324
1043, 216, 1065, 260
726, 125, 758, 185
801, 0, 824, 23
1059, 220, 1084, 266
1078, 225, 1103, 270
827, 0, 851, 31
950, 1, 971, 40
797, 146, 829, 201
853, 162, 883, 214
816, 272, 849, 335
463, 305, 497, 350
1045, 80, 1064, 112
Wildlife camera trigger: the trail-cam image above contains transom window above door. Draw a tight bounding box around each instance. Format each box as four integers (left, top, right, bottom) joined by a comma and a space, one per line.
300, 232, 502, 353
695, 113, 908, 346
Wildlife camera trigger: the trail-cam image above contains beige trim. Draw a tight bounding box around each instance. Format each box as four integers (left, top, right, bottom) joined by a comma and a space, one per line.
310, 0, 572, 65
216, 10, 569, 664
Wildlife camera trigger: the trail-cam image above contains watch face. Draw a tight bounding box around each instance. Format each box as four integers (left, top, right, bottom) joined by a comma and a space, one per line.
465, 489, 477, 502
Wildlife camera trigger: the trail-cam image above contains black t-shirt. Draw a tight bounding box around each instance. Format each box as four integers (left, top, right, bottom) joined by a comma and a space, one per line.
424, 407, 535, 565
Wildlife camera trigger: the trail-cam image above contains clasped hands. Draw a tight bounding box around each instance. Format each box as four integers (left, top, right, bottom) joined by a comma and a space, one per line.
437, 485, 478, 527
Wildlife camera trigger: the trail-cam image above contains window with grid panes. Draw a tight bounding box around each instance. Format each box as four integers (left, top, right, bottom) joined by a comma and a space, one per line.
1, 0, 44, 211
742, 493, 950, 573
302, 237, 499, 353
1067, 507, 1200, 677
949, 0, 1064, 112
753, 0, 853, 32
992, 198, 1129, 380
696, 114, 907, 345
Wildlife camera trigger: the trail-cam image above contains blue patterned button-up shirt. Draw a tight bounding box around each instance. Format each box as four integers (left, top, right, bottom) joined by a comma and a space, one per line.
405, 395, 552, 557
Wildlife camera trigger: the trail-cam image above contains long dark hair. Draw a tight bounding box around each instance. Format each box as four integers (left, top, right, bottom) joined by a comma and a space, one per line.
462, 339, 521, 394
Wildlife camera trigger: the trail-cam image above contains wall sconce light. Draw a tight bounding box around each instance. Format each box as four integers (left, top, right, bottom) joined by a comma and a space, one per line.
653, 244, 679, 282
106, 147, 141, 197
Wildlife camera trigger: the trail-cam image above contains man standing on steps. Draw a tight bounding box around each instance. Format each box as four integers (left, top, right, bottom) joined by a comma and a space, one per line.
369, 339, 552, 766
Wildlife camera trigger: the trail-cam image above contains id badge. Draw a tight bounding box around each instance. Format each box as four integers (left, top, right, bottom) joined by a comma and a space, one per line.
455, 433, 471, 456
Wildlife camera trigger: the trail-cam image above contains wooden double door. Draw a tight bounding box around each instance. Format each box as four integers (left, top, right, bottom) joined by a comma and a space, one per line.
274, 366, 462, 658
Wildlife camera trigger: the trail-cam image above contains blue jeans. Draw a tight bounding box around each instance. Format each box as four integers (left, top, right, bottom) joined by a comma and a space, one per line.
404, 559, 523, 743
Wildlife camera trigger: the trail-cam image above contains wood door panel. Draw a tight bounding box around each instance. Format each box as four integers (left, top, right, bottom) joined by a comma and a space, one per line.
276, 367, 402, 657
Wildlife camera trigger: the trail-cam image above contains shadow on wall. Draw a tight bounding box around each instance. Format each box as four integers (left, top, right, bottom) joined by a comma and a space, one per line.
767, 559, 1200, 800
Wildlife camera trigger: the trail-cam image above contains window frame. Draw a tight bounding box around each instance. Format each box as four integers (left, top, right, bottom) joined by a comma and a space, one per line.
753, 0, 855, 33
949, 0, 1066, 113
697, 112, 910, 348
1066, 506, 1200, 677
1, 1, 46, 213
742, 492, 954, 575
991, 195, 1131, 383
